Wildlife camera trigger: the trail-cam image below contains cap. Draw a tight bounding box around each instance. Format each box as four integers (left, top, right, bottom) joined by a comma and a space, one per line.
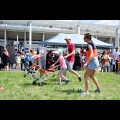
58, 49, 63, 54
64, 36, 71, 40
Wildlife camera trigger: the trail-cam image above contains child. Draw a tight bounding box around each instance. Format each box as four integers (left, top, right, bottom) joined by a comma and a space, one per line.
51, 49, 69, 85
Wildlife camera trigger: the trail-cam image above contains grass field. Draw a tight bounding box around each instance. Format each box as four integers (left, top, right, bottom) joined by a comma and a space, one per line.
0, 70, 120, 100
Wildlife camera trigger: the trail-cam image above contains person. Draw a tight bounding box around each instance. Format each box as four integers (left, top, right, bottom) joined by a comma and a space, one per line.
117, 54, 120, 74
64, 36, 82, 81
2, 48, 10, 71
80, 33, 101, 95
102, 50, 111, 72
24, 52, 29, 71
51, 49, 70, 85
24, 49, 43, 80
112, 47, 119, 73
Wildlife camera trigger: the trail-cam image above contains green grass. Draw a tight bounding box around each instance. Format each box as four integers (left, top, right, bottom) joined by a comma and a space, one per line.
0, 70, 120, 100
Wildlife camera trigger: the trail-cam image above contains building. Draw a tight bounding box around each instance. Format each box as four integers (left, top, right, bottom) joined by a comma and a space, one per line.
0, 20, 119, 52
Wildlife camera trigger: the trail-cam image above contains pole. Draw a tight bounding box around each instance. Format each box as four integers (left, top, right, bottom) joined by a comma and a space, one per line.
29, 23, 32, 53
77, 20, 81, 35
17, 35, 18, 51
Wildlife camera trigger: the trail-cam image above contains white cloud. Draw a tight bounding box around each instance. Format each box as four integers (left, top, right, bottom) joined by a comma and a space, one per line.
56, 20, 120, 26
93, 20, 119, 26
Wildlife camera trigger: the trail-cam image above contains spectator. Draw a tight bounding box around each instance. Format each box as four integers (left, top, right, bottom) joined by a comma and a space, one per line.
2, 48, 10, 71
112, 47, 119, 73
102, 50, 111, 72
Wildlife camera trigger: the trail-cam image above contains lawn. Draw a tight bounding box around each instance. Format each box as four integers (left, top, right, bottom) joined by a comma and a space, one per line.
0, 70, 120, 100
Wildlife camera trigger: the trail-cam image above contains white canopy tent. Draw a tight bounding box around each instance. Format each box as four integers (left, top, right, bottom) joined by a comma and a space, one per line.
39, 33, 114, 49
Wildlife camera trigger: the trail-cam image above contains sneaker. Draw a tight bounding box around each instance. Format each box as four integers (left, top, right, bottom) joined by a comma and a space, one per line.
24, 74, 26, 77
57, 83, 62, 85
61, 79, 66, 82
80, 91, 89, 95
94, 88, 101, 92
78, 75, 82, 82
66, 79, 70, 85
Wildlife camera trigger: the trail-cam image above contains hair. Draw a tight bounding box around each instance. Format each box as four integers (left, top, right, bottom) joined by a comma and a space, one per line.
30, 49, 35, 54
84, 33, 92, 40
84, 33, 94, 43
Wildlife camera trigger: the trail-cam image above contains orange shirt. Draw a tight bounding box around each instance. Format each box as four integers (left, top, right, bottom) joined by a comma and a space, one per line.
86, 42, 98, 58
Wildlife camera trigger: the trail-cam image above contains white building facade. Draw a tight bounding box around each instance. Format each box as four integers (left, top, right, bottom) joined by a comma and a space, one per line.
0, 20, 119, 52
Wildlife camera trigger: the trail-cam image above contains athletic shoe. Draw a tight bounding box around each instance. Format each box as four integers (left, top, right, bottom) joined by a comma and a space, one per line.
78, 75, 82, 82
57, 83, 62, 85
94, 88, 101, 92
66, 79, 70, 85
80, 91, 89, 95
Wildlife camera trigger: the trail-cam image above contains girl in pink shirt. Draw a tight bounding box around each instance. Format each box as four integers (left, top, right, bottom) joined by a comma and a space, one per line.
52, 49, 69, 85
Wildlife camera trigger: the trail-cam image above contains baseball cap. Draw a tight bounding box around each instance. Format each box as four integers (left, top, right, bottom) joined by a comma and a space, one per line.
64, 36, 71, 40
58, 49, 63, 54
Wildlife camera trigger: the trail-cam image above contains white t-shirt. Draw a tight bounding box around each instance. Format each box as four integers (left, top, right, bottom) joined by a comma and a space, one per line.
112, 51, 119, 60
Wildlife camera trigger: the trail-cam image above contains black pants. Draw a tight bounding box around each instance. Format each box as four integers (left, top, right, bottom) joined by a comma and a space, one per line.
113, 64, 115, 72
116, 60, 118, 72
21, 59, 25, 70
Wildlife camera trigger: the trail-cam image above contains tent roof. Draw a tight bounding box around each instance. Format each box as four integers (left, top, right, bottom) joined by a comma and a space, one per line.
40, 33, 114, 49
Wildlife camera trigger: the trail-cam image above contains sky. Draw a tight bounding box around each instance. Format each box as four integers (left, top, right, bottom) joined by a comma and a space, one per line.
57, 20, 120, 26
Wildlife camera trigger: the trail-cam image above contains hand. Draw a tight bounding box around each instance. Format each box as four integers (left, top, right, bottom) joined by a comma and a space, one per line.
83, 63, 88, 68
64, 55, 68, 59
51, 64, 54, 67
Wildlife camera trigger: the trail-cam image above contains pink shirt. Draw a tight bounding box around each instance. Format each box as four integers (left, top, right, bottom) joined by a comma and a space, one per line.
58, 55, 67, 69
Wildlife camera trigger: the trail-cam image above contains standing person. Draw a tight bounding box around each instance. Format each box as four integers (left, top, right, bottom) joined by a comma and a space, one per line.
80, 33, 101, 95
51, 49, 70, 85
16, 52, 21, 69
2, 48, 10, 71
64, 36, 82, 81
21, 50, 25, 70
112, 47, 119, 73
102, 50, 111, 72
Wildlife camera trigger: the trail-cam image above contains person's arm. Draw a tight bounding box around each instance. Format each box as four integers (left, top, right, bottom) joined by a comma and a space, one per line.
64, 50, 75, 59
52, 59, 59, 66
64, 44, 75, 59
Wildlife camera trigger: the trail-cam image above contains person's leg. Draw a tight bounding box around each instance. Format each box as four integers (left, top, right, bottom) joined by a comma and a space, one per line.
66, 60, 82, 81
116, 61, 118, 73
61, 72, 70, 84
63, 70, 66, 77
107, 66, 110, 72
58, 70, 62, 85
89, 70, 100, 90
6, 64, 9, 71
104, 66, 107, 72
113, 64, 115, 72
84, 67, 92, 93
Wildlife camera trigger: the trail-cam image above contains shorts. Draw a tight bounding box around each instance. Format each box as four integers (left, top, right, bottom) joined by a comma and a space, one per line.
88, 57, 99, 70
65, 59, 74, 71
60, 67, 67, 72
104, 62, 110, 67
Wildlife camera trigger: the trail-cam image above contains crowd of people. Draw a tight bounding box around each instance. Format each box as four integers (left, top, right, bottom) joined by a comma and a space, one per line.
0, 33, 120, 94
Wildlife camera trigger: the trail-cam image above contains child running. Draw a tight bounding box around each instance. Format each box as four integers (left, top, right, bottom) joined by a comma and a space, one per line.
51, 49, 70, 85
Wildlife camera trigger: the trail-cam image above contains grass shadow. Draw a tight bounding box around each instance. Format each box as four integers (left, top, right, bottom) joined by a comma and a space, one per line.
55, 88, 83, 95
